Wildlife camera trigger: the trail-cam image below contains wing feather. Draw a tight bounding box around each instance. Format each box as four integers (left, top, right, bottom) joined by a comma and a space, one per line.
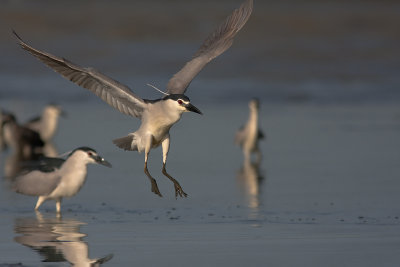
13, 171, 61, 196
166, 0, 253, 94
13, 31, 146, 119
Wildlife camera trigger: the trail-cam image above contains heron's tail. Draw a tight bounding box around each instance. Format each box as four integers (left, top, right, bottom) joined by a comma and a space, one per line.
112, 134, 138, 151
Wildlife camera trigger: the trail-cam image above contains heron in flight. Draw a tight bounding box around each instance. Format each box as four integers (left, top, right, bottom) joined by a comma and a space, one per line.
13, 0, 253, 198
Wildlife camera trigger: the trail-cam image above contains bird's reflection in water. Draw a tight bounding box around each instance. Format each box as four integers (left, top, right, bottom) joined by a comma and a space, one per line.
236, 158, 264, 220
14, 212, 113, 267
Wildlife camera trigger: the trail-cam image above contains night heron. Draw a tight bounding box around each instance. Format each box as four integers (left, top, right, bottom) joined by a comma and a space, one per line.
235, 98, 264, 162
13, 147, 111, 213
2, 113, 44, 159
13, 0, 253, 198
0, 109, 14, 150
25, 104, 65, 142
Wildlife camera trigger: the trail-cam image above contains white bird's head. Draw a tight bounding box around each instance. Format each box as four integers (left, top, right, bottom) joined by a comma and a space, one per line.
45, 104, 67, 118
163, 94, 203, 115
249, 98, 260, 111
68, 147, 112, 167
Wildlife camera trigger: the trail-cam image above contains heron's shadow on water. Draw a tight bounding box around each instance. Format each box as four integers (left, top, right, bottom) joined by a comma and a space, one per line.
13, 212, 113, 266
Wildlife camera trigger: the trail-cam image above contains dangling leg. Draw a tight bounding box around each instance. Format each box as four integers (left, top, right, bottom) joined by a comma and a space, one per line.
143, 135, 162, 197
56, 198, 62, 213
161, 135, 187, 198
35, 196, 47, 211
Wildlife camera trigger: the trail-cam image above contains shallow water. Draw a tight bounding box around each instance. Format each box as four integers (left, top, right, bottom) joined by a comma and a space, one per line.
1, 0, 400, 266
1, 102, 400, 266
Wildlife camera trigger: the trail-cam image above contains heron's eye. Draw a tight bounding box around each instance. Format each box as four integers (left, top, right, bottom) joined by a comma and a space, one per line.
177, 99, 183, 105
87, 152, 93, 156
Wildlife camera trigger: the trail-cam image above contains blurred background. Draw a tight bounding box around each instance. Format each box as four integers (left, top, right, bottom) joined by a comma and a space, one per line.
1, 0, 399, 104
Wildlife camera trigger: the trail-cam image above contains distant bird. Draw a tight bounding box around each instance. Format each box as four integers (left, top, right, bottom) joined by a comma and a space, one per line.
0, 109, 12, 150
235, 98, 264, 162
13, 0, 253, 198
13, 147, 111, 213
25, 104, 65, 142
2, 113, 44, 159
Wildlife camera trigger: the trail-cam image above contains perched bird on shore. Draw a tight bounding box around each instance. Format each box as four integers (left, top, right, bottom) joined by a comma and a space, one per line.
13, 147, 111, 213
25, 104, 65, 142
13, 0, 253, 198
235, 98, 264, 162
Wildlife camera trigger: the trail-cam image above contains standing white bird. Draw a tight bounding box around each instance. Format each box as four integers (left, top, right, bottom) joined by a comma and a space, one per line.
13, 147, 111, 213
13, 0, 253, 198
235, 98, 264, 162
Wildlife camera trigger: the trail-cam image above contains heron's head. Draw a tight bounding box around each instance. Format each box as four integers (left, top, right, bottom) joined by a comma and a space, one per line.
69, 147, 112, 167
163, 94, 202, 115
1, 112, 16, 127
249, 98, 260, 110
45, 104, 67, 118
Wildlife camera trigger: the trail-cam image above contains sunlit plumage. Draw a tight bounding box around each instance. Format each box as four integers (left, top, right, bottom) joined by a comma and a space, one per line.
13, 147, 111, 213
14, 0, 253, 198
235, 98, 264, 162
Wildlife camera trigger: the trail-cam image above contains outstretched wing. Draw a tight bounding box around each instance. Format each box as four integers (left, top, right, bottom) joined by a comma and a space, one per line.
166, 0, 253, 94
13, 170, 61, 196
13, 31, 146, 118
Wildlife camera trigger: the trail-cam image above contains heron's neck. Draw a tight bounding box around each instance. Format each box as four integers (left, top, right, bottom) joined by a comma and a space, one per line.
41, 111, 59, 140
60, 156, 88, 180
248, 107, 258, 126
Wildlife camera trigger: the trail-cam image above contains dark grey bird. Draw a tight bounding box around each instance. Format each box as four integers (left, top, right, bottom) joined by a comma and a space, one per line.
13, 0, 253, 198
0, 109, 14, 150
235, 98, 264, 162
13, 147, 111, 213
2, 113, 45, 159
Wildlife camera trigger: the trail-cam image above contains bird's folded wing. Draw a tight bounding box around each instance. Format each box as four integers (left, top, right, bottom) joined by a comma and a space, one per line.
234, 126, 246, 145
166, 0, 253, 94
21, 157, 65, 173
13, 171, 61, 196
13, 31, 146, 119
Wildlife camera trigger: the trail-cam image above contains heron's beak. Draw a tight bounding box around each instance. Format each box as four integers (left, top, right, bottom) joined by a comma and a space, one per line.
186, 103, 203, 115
94, 155, 112, 168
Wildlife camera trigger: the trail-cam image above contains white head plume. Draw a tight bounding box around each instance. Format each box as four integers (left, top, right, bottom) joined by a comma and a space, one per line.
146, 83, 169, 96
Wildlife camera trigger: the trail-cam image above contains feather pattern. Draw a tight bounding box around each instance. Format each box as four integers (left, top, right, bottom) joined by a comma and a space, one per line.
166, 0, 253, 94
13, 170, 61, 196
13, 31, 146, 119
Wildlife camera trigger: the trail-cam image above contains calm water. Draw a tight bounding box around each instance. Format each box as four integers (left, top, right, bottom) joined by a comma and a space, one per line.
1, 0, 400, 266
